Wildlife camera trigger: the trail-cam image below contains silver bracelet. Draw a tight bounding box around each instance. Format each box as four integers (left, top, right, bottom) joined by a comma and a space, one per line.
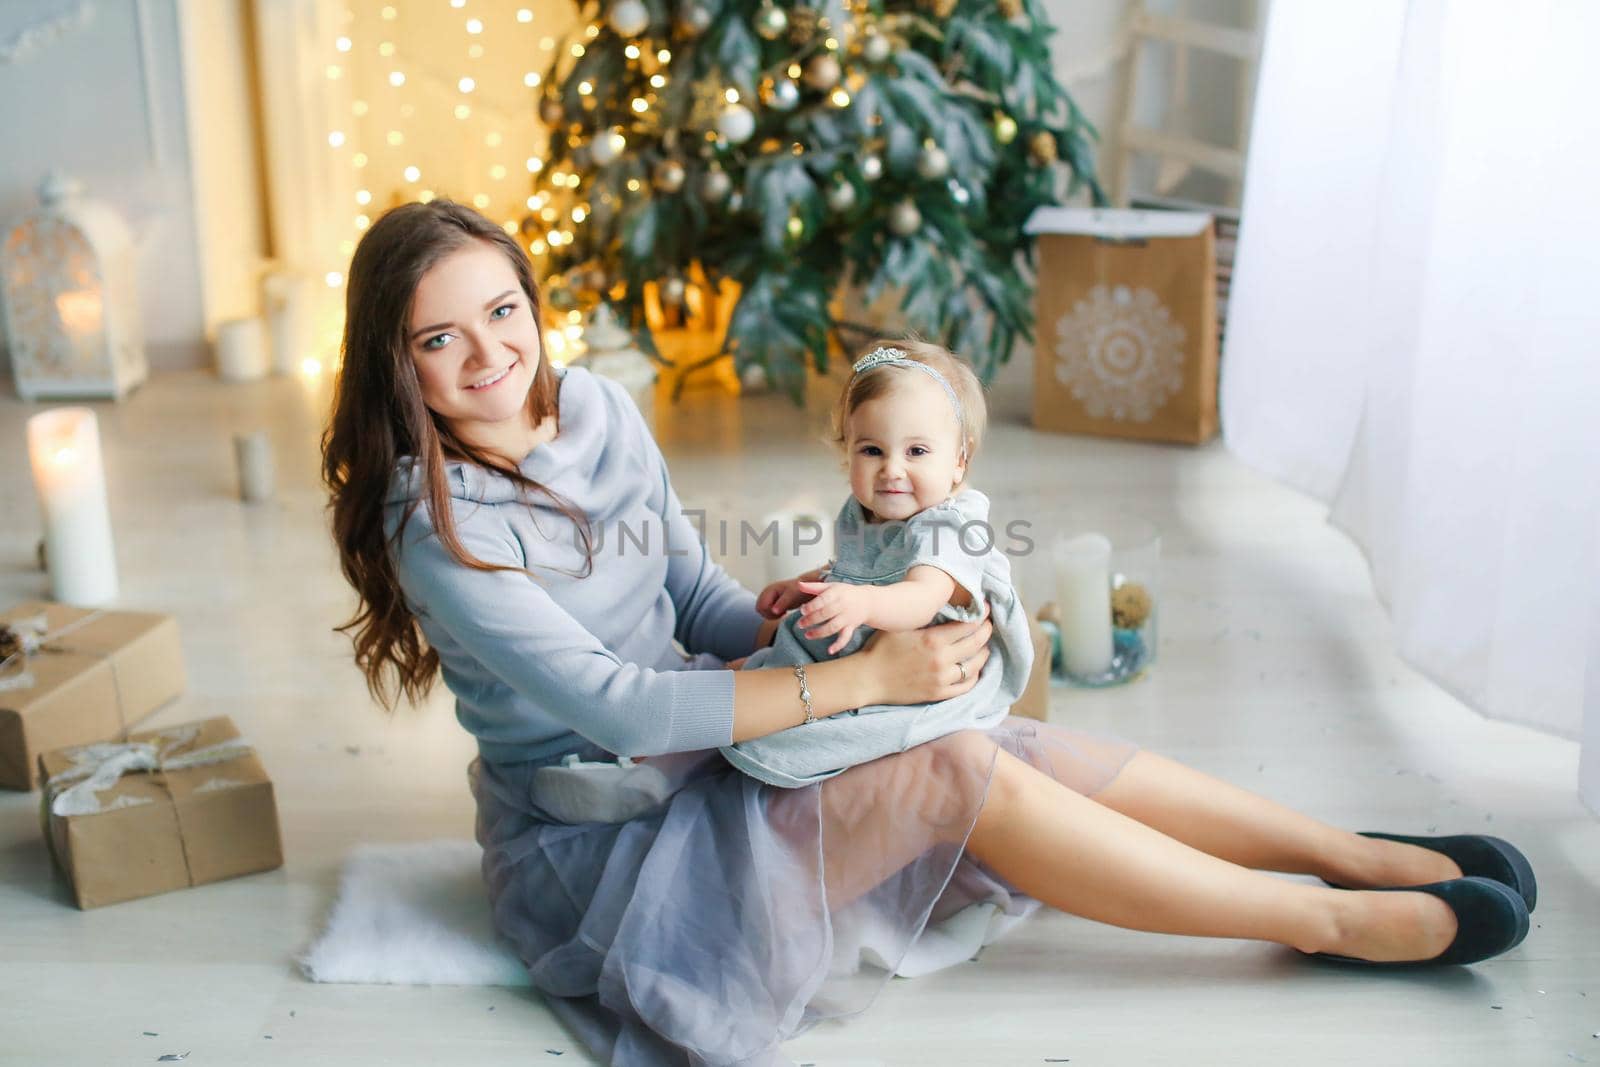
793, 665, 816, 726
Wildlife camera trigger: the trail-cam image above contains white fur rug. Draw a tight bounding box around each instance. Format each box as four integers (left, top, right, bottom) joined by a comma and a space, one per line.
299, 838, 1035, 987
299, 839, 530, 987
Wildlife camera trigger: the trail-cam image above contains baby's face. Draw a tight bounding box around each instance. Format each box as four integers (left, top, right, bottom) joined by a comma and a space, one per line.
845, 372, 967, 523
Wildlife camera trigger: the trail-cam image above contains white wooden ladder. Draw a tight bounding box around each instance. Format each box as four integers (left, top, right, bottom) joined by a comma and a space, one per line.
1106, 1, 1265, 209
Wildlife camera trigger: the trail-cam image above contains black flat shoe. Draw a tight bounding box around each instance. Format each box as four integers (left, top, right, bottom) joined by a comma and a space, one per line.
1307, 876, 1530, 967
1324, 832, 1537, 912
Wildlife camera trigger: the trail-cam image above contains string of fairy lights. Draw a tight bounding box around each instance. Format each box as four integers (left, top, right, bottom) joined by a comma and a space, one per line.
321, 2, 600, 358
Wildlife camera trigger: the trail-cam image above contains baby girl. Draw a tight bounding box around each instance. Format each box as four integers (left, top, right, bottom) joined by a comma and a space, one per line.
720, 341, 1034, 787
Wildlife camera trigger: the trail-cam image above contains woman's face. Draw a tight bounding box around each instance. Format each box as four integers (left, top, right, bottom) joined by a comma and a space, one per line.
407, 241, 542, 443
845, 372, 967, 522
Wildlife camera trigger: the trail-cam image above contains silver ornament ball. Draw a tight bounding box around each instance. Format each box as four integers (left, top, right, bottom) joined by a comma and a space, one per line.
860, 154, 884, 182
700, 167, 732, 202
716, 102, 756, 144
916, 145, 949, 180
653, 159, 686, 193
764, 77, 800, 112
803, 53, 841, 91
739, 363, 770, 392
755, 4, 789, 40
888, 199, 922, 236
678, 5, 712, 36
608, 0, 650, 38
862, 32, 892, 64
826, 180, 857, 213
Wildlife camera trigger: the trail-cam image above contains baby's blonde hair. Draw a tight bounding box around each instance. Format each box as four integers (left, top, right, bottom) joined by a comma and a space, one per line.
831, 337, 988, 486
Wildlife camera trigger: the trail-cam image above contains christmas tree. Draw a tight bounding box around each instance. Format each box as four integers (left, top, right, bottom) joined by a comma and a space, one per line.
526, 0, 1103, 397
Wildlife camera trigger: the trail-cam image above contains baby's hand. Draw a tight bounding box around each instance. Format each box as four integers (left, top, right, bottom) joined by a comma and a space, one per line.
757, 578, 815, 618
796, 581, 873, 655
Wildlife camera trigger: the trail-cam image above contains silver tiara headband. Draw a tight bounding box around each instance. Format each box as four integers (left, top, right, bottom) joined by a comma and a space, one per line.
851, 346, 964, 427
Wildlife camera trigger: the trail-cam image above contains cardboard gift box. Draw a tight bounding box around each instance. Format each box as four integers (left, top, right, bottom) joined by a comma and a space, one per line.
0, 601, 186, 790
38, 715, 284, 909
1024, 207, 1219, 445
1008, 614, 1054, 723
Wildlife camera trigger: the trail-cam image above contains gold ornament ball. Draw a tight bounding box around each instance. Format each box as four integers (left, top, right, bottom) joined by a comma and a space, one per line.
653, 159, 687, 193
539, 98, 563, 126
1111, 582, 1153, 629
916, 145, 949, 180
786, 6, 818, 42
927, 0, 958, 17
1028, 130, 1058, 164
998, 0, 1024, 18
888, 199, 921, 236
994, 112, 1019, 145
786, 214, 804, 240
755, 4, 789, 40
803, 53, 842, 92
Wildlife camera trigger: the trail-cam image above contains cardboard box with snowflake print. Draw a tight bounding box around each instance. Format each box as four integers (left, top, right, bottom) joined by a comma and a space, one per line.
1024, 208, 1218, 444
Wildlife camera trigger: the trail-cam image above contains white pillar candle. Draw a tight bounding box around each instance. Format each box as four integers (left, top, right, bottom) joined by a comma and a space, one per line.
233, 431, 275, 502
1054, 532, 1114, 678
262, 273, 313, 377
215, 317, 268, 383
26, 407, 118, 605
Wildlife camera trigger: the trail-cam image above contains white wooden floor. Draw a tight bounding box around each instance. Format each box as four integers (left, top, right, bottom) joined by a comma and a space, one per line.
1, 367, 1595, 1066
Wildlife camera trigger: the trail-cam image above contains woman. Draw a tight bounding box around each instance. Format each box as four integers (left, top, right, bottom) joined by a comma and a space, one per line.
323, 201, 1534, 1066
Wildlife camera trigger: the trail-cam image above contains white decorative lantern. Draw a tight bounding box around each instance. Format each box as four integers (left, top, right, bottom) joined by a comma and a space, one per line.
1, 173, 147, 401
578, 304, 657, 420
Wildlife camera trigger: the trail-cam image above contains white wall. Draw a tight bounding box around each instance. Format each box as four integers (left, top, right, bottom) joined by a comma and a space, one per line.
0, 0, 209, 377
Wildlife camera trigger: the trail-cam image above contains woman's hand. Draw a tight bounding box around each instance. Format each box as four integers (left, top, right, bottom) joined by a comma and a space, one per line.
756, 578, 816, 619
796, 580, 873, 654
859, 602, 992, 705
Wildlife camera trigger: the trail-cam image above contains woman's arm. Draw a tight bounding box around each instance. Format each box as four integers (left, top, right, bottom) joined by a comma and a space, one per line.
396, 504, 993, 754
728, 609, 993, 742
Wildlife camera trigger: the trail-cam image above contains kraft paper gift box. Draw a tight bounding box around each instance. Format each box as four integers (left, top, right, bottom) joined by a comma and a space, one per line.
1008, 614, 1053, 723
37, 715, 284, 909
0, 601, 186, 790
1023, 207, 1219, 445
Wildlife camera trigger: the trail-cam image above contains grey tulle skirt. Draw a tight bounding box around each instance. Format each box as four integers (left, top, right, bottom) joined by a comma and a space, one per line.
470, 716, 1137, 1066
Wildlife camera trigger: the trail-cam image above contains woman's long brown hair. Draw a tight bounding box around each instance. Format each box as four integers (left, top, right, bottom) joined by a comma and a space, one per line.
322, 199, 591, 709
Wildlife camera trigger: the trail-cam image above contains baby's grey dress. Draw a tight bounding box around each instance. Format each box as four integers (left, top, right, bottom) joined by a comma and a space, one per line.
720, 490, 1033, 788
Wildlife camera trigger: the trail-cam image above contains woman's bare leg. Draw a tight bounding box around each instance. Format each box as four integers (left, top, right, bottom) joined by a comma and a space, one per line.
966, 743, 1460, 962
1085, 751, 1462, 888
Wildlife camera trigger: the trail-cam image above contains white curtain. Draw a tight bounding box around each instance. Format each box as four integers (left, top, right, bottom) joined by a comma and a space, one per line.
1221, 0, 1600, 813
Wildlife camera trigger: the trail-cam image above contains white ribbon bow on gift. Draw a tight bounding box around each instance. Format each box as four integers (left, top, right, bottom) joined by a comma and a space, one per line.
45, 724, 255, 817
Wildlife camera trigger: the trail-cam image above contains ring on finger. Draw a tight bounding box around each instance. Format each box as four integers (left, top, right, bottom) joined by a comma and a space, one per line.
956, 659, 968, 683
